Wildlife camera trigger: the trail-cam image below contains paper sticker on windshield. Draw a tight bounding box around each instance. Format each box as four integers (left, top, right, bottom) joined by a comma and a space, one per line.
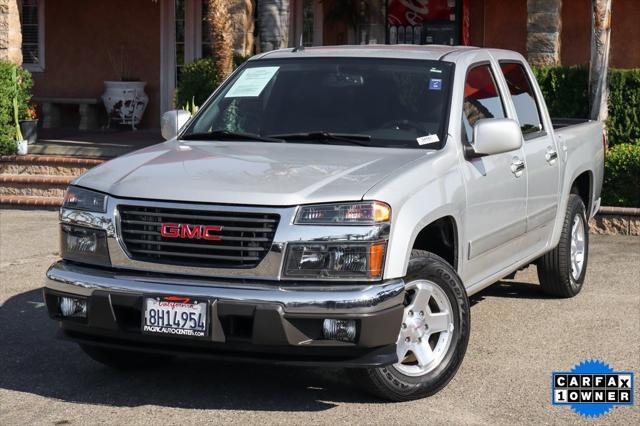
429, 78, 442, 90
417, 134, 439, 145
225, 66, 279, 98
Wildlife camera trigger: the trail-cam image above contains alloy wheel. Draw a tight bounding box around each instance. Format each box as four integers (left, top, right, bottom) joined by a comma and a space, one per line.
394, 280, 455, 376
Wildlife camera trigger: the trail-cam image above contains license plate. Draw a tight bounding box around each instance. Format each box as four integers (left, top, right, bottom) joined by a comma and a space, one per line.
142, 296, 208, 338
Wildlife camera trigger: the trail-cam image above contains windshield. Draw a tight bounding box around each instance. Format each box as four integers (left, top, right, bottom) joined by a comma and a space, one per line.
184, 58, 453, 149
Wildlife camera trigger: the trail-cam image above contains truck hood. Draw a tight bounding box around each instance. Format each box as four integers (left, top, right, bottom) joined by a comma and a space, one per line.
74, 140, 425, 206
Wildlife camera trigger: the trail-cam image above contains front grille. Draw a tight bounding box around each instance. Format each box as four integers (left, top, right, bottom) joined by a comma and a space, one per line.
118, 205, 279, 269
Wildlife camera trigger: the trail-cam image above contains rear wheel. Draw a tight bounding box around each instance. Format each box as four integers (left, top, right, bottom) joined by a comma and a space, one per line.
537, 194, 589, 297
80, 344, 173, 369
351, 251, 470, 401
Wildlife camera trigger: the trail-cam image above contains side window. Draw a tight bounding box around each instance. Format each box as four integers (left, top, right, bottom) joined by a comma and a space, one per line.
499, 62, 543, 136
462, 65, 505, 142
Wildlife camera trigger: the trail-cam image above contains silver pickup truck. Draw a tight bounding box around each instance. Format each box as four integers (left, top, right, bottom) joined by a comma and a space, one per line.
45, 46, 604, 401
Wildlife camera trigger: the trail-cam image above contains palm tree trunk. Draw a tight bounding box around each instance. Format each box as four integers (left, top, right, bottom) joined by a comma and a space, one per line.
589, 0, 612, 123
526, 0, 563, 66
228, 0, 255, 56
257, 0, 290, 52
208, 0, 234, 80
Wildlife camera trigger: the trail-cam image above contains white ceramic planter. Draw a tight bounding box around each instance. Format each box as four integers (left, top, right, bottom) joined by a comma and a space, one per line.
16, 139, 28, 155
101, 81, 149, 129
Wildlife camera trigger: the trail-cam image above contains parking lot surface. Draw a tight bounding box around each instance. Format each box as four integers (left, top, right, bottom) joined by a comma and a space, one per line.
1, 209, 638, 425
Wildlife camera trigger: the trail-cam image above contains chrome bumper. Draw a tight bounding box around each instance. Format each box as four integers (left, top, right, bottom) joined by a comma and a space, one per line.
45, 261, 406, 315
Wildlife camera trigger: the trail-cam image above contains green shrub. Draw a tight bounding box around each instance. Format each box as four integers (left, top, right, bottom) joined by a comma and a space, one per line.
0, 61, 33, 143
607, 70, 640, 147
175, 58, 220, 109
532, 66, 590, 119
532, 66, 640, 148
601, 143, 640, 207
0, 138, 17, 156
176, 55, 250, 110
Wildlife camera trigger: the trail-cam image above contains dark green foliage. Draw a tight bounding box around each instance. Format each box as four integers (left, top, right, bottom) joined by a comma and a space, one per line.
175, 58, 220, 109
0, 138, 17, 156
0, 61, 33, 143
602, 143, 640, 207
532, 66, 639, 206
532, 66, 640, 147
607, 70, 640, 147
176, 55, 250, 110
176, 54, 249, 108
532, 66, 590, 119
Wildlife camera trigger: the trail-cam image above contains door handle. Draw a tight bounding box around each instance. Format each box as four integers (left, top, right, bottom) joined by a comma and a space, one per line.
545, 149, 558, 164
510, 159, 525, 177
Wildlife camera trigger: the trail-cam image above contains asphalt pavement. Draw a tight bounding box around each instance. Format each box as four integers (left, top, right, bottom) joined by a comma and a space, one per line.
1, 209, 638, 425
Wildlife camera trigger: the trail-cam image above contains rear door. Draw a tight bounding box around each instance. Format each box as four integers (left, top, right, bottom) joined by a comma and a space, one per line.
459, 59, 528, 284
498, 61, 560, 249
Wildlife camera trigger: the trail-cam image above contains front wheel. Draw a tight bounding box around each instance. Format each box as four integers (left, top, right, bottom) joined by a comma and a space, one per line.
351, 251, 470, 401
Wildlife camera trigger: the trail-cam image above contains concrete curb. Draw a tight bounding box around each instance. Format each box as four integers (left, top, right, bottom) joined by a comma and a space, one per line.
590, 206, 639, 236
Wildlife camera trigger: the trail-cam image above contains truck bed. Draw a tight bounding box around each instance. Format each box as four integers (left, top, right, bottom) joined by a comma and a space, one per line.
551, 117, 592, 130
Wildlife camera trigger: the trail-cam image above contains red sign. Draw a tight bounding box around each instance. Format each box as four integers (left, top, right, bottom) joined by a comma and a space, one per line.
387, 0, 455, 26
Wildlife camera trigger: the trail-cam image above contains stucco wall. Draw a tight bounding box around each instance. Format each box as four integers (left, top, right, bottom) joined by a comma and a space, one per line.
32, 0, 161, 127
606, 0, 639, 69
560, 0, 590, 66
469, 0, 639, 69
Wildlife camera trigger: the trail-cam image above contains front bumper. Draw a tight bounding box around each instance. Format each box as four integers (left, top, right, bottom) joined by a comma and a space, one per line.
44, 261, 406, 367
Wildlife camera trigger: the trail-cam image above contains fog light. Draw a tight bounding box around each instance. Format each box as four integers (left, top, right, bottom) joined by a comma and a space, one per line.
59, 296, 87, 318
322, 319, 357, 342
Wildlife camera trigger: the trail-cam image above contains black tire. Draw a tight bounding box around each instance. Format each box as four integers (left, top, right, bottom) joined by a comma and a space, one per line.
537, 194, 589, 298
351, 251, 470, 401
79, 344, 174, 370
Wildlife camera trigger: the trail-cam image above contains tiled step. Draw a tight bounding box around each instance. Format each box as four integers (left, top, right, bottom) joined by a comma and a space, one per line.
0, 195, 64, 208
0, 174, 74, 197
0, 155, 104, 209
0, 155, 104, 176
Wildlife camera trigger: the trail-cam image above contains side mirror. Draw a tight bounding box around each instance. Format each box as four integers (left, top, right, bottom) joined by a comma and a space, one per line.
469, 118, 522, 156
161, 110, 192, 140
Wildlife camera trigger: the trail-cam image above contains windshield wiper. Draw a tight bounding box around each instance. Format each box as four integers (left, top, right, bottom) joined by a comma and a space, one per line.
181, 130, 284, 143
267, 131, 372, 146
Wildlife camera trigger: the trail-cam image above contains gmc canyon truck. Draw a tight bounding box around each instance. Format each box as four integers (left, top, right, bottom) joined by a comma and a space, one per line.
44, 46, 604, 401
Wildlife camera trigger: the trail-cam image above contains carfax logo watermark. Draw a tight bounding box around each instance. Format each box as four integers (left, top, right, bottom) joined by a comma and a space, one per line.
552, 360, 634, 418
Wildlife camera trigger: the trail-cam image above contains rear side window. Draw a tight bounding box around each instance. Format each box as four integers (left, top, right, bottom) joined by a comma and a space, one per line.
500, 62, 543, 136
462, 64, 505, 141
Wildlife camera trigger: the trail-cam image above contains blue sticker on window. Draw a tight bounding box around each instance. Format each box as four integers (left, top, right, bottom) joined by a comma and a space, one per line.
429, 78, 442, 90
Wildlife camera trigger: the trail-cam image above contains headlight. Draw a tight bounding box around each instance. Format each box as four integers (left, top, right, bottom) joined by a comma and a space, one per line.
60, 224, 111, 266
295, 201, 390, 225
63, 186, 108, 212
284, 242, 385, 279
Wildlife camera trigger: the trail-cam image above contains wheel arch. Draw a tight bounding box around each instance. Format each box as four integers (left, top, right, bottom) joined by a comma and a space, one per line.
384, 206, 463, 280
411, 216, 459, 271
570, 170, 593, 216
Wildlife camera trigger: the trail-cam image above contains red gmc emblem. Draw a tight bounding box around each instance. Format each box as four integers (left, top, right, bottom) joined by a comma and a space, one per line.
160, 223, 223, 240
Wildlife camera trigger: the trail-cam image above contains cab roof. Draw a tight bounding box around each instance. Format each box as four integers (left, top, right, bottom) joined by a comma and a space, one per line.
251, 44, 480, 62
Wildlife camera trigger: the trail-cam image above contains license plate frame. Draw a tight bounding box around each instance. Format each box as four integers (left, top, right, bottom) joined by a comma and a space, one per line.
141, 295, 209, 339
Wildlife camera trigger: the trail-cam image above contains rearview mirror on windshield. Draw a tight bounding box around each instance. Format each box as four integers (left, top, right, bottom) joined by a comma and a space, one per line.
161, 110, 192, 140
470, 118, 522, 156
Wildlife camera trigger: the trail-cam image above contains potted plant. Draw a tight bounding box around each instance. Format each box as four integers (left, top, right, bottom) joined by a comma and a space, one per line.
20, 104, 38, 144
101, 45, 149, 129
12, 67, 27, 155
